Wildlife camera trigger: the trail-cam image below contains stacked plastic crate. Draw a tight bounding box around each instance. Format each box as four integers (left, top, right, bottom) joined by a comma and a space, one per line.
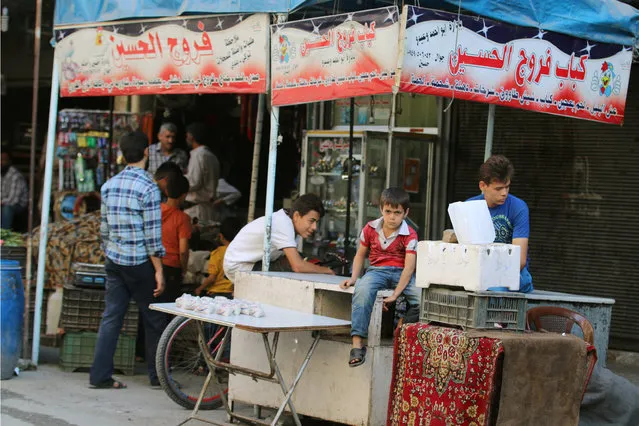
415, 241, 528, 331
59, 263, 138, 375
415, 201, 528, 331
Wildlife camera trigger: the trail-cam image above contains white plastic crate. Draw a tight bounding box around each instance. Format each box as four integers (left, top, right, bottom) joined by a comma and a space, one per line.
416, 241, 521, 291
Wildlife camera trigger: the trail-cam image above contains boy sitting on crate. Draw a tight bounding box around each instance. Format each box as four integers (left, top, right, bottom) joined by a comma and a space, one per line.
340, 188, 420, 367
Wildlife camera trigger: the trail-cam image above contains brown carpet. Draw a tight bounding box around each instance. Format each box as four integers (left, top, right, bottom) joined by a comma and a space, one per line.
468, 330, 594, 426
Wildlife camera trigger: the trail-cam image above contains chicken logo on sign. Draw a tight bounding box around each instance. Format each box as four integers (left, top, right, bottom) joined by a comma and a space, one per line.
592, 61, 621, 97
279, 35, 291, 63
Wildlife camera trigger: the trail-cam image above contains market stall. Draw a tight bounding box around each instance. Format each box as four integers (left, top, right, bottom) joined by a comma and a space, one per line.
226, 7, 407, 424
230, 272, 395, 425
31, 1, 638, 424
230, 1, 637, 423
34, 8, 274, 364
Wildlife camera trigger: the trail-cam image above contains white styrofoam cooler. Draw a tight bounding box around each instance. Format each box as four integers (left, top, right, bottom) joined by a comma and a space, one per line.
416, 241, 521, 291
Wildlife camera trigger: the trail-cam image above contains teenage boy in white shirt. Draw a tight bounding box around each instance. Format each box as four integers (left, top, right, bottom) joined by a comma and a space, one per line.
223, 194, 335, 280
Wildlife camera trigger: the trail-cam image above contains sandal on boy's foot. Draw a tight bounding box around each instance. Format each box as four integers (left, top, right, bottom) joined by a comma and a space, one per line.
348, 347, 367, 368
90, 378, 127, 389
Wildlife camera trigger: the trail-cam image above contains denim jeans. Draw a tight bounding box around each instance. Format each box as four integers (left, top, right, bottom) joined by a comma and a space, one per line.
90, 259, 166, 385
351, 266, 420, 338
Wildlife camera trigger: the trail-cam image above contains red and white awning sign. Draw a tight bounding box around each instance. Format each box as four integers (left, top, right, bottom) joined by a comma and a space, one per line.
399, 6, 633, 125
271, 7, 400, 106
54, 14, 270, 97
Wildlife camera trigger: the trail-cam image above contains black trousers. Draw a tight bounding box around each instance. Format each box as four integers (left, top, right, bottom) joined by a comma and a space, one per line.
90, 259, 165, 385
137, 264, 184, 354
158, 265, 183, 304
158, 264, 183, 326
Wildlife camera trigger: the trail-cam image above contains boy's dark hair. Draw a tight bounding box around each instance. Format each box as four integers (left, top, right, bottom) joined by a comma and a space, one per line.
186, 122, 209, 145
166, 174, 190, 199
220, 217, 243, 242
479, 155, 514, 185
380, 187, 410, 210
119, 131, 148, 164
290, 193, 325, 218
154, 161, 183, 181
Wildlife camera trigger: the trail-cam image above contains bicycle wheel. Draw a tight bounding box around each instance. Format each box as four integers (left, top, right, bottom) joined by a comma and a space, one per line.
156, 316, 229, 410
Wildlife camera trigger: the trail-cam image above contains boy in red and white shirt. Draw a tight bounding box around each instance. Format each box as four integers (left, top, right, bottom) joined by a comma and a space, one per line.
340, 188, 419, 367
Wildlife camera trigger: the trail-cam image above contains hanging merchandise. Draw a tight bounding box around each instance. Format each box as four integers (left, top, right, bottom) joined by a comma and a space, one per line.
74, 153, 95, 192
56, 109, 141, 192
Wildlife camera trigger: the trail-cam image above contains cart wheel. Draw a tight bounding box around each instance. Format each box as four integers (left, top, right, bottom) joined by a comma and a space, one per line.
156, 316, 229, 410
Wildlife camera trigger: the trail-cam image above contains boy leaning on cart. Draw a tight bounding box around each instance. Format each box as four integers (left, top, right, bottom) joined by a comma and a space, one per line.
340, 187, 420, 367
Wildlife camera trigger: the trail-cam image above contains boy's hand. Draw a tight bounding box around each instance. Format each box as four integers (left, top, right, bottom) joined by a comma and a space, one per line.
382, 294, 398, 311
324, 266, 336, 275
194, 287, 203, 296
340, 278, 356, 290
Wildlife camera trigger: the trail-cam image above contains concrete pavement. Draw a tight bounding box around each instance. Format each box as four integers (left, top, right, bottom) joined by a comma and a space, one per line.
0, 347, 339, 426
1, 363, 228, 426
2, 346, 637, 426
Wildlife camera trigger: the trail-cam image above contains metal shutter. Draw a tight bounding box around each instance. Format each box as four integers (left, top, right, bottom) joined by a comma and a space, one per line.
450, 68, 639, 351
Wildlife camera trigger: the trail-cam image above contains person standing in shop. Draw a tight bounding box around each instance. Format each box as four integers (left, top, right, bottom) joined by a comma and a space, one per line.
90, 131, 166, 389
1, 151, 28, 231
147, 122, 189, 176
184, 122, 220, 223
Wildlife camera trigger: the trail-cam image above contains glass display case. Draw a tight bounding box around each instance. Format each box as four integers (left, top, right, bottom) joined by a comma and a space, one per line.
300, 130, 388, 258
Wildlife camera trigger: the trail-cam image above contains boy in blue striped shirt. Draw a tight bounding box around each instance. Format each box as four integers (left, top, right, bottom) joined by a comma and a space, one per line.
90, 131, 167, 389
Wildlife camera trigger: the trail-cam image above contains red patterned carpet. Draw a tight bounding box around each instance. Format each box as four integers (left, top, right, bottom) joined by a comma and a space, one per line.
388, 323, 503, 426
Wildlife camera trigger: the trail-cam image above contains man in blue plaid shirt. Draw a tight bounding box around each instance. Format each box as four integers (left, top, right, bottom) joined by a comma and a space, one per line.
90, 131, 167, 390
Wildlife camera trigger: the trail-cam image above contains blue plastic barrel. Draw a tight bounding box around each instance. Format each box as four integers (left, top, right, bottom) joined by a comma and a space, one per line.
1, 259, 25, 380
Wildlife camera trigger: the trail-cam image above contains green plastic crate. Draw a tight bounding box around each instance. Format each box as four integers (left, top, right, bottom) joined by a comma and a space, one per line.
420, 286, 527, 331
60, 332, 136, 375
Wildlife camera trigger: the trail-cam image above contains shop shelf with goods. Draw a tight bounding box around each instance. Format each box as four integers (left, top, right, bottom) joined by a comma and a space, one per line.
53, 109, 141, 220
299, 130, 388, 260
